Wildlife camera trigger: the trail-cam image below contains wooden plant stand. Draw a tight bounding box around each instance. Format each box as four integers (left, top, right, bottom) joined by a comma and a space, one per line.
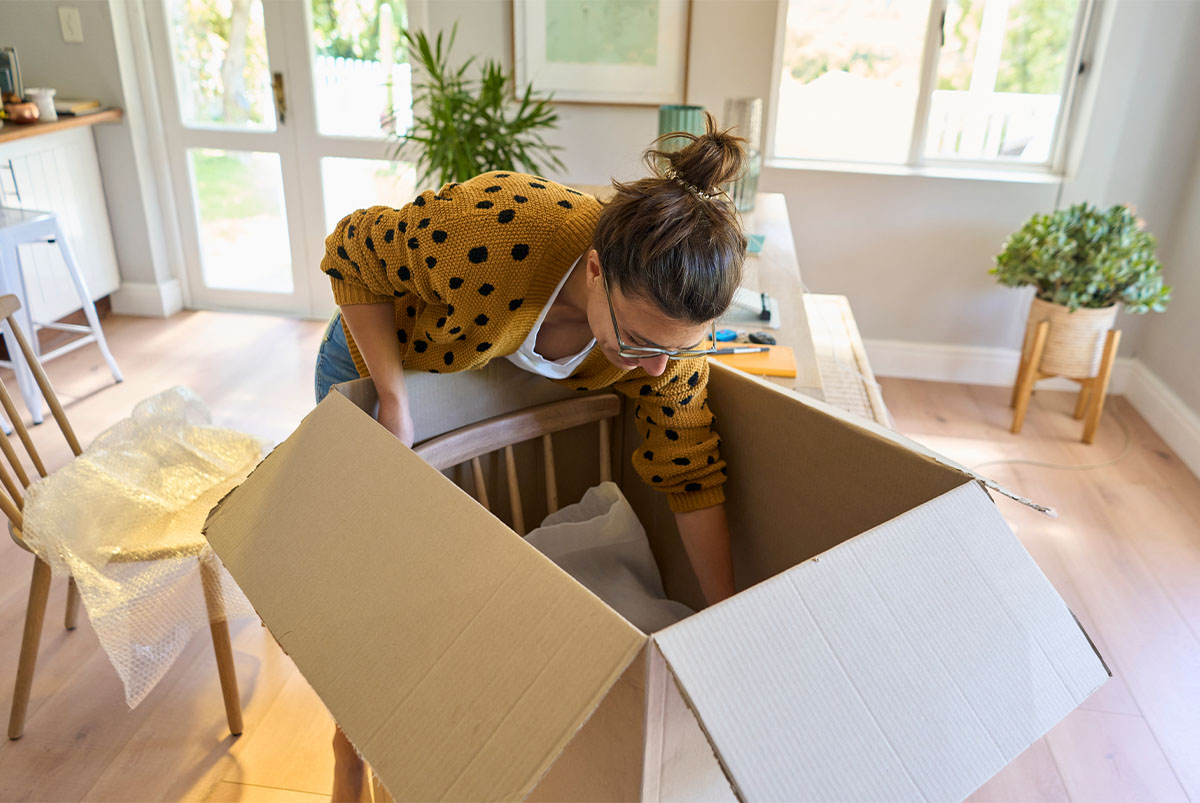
1010, 320, 1121, 444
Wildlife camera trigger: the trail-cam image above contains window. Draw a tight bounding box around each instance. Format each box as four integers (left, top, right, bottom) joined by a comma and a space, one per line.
771, 0, 1091, 170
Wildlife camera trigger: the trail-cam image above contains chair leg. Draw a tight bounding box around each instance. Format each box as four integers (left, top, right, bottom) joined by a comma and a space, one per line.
65, 576, 81, 630
51, 222, 123, 383
1082, 329, 1121, 445
1011, 321, 1049, 435
199, 557, 243, 736
9, 558, 52, 739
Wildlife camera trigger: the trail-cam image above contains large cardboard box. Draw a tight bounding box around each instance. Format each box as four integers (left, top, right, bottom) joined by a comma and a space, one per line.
204, 361, 1109, 801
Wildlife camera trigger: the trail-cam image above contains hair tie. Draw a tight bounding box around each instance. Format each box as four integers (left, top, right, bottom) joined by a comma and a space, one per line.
664, 166, 718, 201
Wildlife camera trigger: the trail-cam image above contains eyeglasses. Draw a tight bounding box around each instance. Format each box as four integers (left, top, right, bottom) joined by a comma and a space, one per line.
601, 270, 718, 361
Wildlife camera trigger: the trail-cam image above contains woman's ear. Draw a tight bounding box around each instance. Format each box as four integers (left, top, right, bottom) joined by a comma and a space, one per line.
585, 249, 602, 288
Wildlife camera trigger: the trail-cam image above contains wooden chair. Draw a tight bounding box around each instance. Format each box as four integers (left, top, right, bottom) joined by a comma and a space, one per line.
0, 294, 242, 740
413, 393, 621, 535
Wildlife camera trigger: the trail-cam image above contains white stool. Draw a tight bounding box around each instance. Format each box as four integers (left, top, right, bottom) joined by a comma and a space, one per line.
0, 207, 122, 425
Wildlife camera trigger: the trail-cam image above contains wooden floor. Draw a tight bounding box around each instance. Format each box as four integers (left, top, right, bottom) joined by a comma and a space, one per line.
0, 310, 1197, 802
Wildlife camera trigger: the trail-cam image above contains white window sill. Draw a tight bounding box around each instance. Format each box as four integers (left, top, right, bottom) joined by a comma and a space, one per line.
763, 157, 1064, 185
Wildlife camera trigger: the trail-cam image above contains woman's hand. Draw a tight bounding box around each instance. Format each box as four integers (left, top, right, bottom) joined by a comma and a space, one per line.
378, 392, 416, 448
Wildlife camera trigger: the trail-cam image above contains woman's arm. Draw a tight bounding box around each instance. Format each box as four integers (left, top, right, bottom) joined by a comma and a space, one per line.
340, 302, 415, 447
674, 503, 735, 605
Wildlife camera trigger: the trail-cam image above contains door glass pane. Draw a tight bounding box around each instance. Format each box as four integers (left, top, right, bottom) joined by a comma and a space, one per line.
321, 157, 417, 233
189, 149, 294, 293
310, 0, 414, 138
167, 0, 276, 130
926, 0, 1079, 163
774, 0, 931, 163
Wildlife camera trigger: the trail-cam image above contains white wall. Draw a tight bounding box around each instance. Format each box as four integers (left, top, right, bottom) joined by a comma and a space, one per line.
1, 0, 170, 288
1139, 140, 1200, 415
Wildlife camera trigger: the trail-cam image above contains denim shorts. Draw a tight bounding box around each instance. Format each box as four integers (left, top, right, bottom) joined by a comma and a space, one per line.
314, 312, 362, 403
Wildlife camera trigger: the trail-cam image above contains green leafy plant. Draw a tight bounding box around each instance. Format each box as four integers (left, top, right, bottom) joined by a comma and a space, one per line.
992, 202, 1171, 314
388, 25, 563, 189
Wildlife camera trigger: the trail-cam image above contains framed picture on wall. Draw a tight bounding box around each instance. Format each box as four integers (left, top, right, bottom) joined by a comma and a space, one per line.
513, 0, 691, 105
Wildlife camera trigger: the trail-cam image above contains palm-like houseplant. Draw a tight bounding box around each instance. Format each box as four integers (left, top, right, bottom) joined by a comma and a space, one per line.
388, 25, 564, 189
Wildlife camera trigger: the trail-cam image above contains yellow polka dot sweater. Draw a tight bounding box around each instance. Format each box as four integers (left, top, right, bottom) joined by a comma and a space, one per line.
321, 170, 726, 513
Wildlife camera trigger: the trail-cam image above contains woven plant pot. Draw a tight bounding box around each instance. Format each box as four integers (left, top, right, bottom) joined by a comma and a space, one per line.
1022, 296, 1119, 378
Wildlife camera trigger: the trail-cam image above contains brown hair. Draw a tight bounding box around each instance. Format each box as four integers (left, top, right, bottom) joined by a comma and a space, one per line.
592, 111, 748, 325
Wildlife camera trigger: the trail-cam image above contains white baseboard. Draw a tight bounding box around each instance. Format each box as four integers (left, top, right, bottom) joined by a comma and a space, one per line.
1122, 361, 1200, 481
863, 338, 1131, 394
110, 280, 184, 317
863, 338, 1200, 480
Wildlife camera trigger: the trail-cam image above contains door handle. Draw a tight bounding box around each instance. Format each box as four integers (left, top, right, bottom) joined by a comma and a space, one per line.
272, 72, 287, 124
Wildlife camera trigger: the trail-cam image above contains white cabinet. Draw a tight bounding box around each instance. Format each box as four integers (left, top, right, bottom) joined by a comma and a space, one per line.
0, 125, 121, 322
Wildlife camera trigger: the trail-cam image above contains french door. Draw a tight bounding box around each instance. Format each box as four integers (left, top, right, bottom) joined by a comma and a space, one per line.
145, 0, 427, 317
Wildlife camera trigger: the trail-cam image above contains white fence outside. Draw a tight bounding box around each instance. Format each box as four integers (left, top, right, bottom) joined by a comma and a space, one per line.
926, 90, 1061, 162
313, 55, 414, 139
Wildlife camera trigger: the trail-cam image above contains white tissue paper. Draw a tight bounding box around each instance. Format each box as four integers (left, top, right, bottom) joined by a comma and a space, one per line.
525, 482, 693, 633
20, 387, 267, 707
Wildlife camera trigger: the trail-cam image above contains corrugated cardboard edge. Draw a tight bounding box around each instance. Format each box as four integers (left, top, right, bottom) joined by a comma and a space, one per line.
1069, 608, 1113, 678
707, 361, 1058, 517
647, 640, 746, 803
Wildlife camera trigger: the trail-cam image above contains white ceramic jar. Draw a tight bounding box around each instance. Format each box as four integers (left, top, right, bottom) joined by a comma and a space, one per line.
25, 87, 57, 122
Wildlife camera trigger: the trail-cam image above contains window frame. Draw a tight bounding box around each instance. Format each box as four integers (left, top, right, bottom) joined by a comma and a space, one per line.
765, 0, 1099, 177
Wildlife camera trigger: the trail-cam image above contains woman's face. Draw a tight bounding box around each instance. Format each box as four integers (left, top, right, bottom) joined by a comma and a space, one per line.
583, 250, 714, 378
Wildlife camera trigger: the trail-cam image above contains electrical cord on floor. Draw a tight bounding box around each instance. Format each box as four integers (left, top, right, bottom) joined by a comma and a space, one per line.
969, 408, 1132, 472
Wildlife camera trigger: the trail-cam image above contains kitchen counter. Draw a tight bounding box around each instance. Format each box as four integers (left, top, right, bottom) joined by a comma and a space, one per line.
0, 107, 123, 145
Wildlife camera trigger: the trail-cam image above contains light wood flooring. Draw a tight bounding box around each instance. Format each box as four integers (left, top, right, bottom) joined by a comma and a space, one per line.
0, 310, 1197, 802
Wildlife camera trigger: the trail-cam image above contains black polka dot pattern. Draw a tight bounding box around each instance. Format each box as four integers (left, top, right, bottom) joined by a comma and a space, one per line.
557, 200, 572, 210
652, 476, 663, 483
413, 340, 427, 353
665, 430, 679, 441
407, 237, 419, 250
414, 195, 426, 206
529, 182, 546, 189
513, 195, 528, 203
418, 218, 431, 229
365, 236, 375, 251
498, 209, 516, 223
449, 277, 464, 289
512, 244, 529, 260
476, 200, 494, 209
398, 220, 407, 233
475, 313, 489, 325
643, 450, 654, 460
508, 298, 523, 311
685, 482, 702, 492
384, 229, 394, 243
397, 329, 407, 343
397, 265, 411, 281
479, 283, 495, 296
444, 352, 454, 365
432, 230, 448, 244
337, 246, 349, 260
469, 246, 488, 263
661, 406, 674, 417
426, 256, 437, 269
673, 457, 690, 466
689, 372, 700, 387
477, 342, 492, 352
485, 185, 502, 193
327, 268, 343, 280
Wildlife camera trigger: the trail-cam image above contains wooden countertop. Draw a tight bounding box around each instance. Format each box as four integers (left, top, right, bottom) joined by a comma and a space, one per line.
0, 107, 123, 145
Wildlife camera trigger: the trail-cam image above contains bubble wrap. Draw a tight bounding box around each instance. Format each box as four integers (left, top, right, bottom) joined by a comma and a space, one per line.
20, 387, 268, 708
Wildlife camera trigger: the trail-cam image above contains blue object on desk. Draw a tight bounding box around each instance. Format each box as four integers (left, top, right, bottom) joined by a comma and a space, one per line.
746, 233, 766, 254
715, 329, 738, 342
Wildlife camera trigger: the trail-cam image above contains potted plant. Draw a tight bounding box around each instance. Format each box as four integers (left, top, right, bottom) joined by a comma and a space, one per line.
992, 202, 1171, 379
388, 25, 564, 189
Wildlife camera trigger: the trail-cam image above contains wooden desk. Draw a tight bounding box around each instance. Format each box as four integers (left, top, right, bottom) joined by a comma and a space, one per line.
578, 186, 823, 400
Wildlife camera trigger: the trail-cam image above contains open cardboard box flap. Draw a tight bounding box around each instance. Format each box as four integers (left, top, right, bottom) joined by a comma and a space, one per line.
205, 360, 1107, 801
204, 392, 645, 801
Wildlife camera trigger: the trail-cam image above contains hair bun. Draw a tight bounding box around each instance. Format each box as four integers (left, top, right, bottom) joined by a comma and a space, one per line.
649, 111, 747, 198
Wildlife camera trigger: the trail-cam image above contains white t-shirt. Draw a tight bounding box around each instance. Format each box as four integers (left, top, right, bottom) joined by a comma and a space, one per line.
505, 255, 595, 379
